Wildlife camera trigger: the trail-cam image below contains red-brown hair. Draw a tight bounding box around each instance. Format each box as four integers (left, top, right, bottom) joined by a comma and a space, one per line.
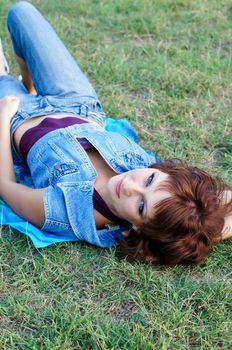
118, 161, 232, 266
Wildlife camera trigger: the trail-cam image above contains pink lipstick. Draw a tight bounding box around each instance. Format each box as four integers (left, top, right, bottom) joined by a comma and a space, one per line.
116, 178, 123, 198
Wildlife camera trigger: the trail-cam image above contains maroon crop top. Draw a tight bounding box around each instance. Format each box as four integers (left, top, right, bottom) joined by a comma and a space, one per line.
19, 117, 127, 226
19, 117, 92, 159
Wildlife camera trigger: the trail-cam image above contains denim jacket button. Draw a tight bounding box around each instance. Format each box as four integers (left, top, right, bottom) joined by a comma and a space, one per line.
126, 153, 132, 161
54, 163, 61, 170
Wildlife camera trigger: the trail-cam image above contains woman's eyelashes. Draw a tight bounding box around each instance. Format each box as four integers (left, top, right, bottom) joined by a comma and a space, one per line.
146, 173, 155, 187
138, 201, 144, 215
138, 173, 155, 215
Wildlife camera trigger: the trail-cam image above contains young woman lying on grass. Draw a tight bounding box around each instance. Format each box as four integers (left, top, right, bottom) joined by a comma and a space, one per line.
0, 1, 231, 266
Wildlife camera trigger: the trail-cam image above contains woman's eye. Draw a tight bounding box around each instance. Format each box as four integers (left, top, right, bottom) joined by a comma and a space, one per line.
138, 201, 144, 215
146, 173, 154, 186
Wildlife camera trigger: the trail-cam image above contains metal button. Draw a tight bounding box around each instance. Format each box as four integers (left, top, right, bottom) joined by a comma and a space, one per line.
126, 153, 132, 161
54, 163, 61, 170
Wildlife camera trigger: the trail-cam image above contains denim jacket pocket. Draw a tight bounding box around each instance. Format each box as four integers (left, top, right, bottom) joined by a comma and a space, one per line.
49, 162, 80, 187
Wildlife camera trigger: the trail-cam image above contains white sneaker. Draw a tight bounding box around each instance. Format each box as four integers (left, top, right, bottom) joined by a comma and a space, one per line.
0, 39, 9, 73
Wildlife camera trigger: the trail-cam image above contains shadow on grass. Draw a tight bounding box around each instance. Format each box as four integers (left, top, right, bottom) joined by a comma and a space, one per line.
214, 136, 232, 177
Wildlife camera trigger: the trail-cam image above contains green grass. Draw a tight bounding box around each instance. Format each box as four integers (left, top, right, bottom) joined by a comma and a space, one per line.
0, 0, 232, 349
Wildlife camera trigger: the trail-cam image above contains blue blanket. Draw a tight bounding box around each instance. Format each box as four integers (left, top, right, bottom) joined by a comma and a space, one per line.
1, 118, 159, 247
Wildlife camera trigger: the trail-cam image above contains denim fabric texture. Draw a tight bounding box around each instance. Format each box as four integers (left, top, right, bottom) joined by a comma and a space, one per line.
1, 2, 160, 247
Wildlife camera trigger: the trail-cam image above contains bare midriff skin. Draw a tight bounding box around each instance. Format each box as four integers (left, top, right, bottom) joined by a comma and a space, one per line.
14, 113, 118, 228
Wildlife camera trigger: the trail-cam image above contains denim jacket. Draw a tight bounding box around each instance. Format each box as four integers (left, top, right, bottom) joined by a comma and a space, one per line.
25, 121, 160, 247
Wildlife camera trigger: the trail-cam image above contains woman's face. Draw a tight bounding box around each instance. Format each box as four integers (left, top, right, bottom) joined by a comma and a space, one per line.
102, 168, 170, 229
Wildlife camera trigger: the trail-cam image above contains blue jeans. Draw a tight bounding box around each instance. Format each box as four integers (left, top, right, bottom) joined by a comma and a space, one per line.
1, 1, 105, 161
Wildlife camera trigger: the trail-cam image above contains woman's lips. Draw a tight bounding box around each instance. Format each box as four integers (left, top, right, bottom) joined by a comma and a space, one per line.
116, 178, 123, 198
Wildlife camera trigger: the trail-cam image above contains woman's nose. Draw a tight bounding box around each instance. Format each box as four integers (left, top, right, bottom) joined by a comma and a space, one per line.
123, 178, 143, 196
